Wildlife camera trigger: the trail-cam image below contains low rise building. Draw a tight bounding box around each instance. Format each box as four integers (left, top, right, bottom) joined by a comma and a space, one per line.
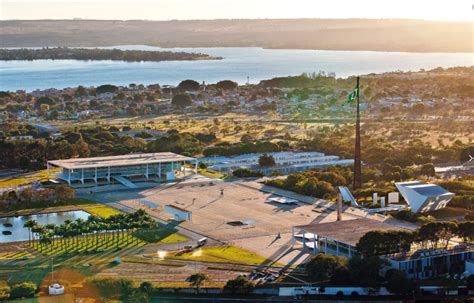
47, 152, 196, 187
200, 151, 353, 175
292, 218, 473, 280
395, 181, 454, 213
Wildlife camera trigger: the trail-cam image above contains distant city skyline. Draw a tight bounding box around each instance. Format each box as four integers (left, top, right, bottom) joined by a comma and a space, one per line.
1, 0, 473, 21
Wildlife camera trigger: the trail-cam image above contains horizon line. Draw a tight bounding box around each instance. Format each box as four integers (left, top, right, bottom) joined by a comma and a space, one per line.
1, 17, 472, 23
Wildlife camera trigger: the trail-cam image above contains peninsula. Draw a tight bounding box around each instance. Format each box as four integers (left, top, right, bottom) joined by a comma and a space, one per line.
0, 47, 222, 62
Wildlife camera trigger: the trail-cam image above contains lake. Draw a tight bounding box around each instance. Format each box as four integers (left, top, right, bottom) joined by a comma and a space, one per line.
0, 210, 90, 243
0, 46, 472, 91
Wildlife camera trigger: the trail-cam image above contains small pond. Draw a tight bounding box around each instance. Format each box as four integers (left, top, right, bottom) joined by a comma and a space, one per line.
0, 210, 90, 243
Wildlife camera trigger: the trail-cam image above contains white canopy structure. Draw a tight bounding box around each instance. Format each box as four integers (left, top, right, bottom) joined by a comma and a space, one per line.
395, 181, 454, 213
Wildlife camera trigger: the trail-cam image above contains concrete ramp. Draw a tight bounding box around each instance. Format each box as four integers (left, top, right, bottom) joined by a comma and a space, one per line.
113, 176, 138, 189
338, 186, 359, 207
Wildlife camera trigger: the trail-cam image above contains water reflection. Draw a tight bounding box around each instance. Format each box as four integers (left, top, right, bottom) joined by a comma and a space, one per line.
0, 210, 90, 243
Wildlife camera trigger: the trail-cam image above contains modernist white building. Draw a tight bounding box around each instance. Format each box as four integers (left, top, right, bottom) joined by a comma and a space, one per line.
395, 181, 454, 213
200, 152, 353, 175
292, 218, 473, 280
47, 152, 196, 187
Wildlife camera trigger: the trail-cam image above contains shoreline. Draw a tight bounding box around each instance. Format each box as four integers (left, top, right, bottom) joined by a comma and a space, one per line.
0, 205, 90, 218
1, 45, 472, 54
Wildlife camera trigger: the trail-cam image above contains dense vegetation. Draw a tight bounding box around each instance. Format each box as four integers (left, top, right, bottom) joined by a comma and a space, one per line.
264, 166, 352, 199
0, 185, 75, 210
0, 282, 37, 300
306, 253, 388, 288
0, 47, 220, 62
356, 221, 473, 257
435, 180, 474, 211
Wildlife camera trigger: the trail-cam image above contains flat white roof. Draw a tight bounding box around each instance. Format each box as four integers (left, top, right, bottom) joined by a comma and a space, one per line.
200, 151, 325, 162
48, 152, 195, 169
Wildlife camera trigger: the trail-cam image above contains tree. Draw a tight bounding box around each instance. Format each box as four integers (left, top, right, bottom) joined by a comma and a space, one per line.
74, 139, 90, 157
416, 222, 457, 249
96, 84, 118, 95
39, 103, 50, 116
139, 281, 153, 296
178, 79, 200, 91
348, 256, 387, 287
223, 275, 254, 295
9, 282, 36, 299
385, 269, 416, 294
460, 146, 474, 164
306, 253, 348, 281
258, 154, 276, 167
24, 220, 37, 246
467, 275, 474, 291
171, 94, 192, 108
55, 185, 75, 201
356, 230, 413, 257
419, 163, 435, 177
436, 221, 457, 248
0, 285, 10, 300
186, 273, 209, 294
216, 80, 238, 90
118, 278, 134, 301
457, 221, 474, 242
240, 134, 253, 143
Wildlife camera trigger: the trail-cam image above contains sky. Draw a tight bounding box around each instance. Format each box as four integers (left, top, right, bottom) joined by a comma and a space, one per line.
1, 0, 473, 21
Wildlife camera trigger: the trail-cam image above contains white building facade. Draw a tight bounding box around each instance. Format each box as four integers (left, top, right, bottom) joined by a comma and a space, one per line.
200, 152, 353, 175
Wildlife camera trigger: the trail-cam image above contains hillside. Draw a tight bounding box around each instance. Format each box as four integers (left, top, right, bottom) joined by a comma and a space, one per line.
1, 19, 472, 52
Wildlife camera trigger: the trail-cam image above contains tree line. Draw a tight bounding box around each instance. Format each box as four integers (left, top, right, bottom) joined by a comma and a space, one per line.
356, 221, 473, 257
0, 185, 75, 210
0, 47, 220, 62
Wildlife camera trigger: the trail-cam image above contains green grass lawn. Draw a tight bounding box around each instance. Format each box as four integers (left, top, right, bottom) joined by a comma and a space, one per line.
32, 233, 146, 257
82, 204, 121, 218
164, 245, 279, 266
0, 168, 60, 188
198, 168, 227, 179
133, 228, 188, 243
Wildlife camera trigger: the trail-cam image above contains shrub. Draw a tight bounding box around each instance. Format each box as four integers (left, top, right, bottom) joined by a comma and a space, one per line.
258, 154, 276, 167
306, 253, 348, 281
89, 278, 133, 299
0, 285, 10, 300
223, 275, 254, 294
385, 269, 416, 294
391, 209, 435, 224
9, 282, 36, 299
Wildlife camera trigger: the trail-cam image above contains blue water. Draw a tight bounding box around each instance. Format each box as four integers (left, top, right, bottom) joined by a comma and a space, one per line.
0, 210, 90, 243
0, 46, 472, 91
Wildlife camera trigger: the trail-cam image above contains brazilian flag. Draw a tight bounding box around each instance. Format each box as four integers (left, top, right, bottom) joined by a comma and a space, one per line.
347, 86, 359, 103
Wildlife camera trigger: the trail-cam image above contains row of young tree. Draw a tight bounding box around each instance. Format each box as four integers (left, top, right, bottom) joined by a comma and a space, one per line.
23, 209, 155, 252
356, 221, 474, 257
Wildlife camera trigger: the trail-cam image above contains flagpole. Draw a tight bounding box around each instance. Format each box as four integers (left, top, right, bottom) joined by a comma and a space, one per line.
353, 76, 362, 189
